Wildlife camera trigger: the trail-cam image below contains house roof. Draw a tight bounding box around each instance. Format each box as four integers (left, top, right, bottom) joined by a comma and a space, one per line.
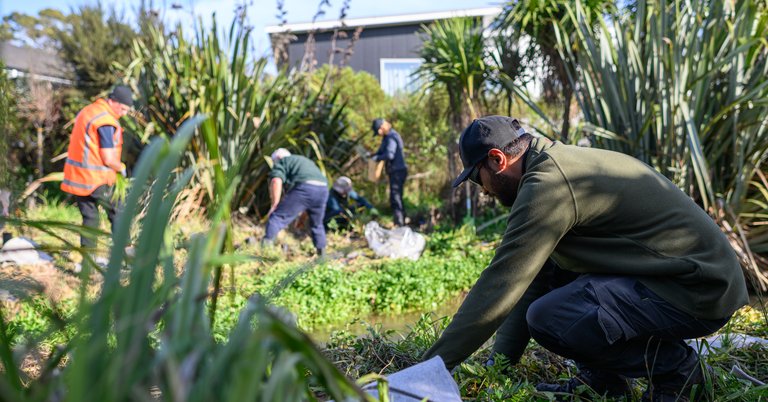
265, 6, 502, 34
0, 42, 72, 83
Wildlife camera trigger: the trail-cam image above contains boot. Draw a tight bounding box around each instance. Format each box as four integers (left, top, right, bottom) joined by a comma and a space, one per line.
536, 368, 633, 400
642, 364, 712, 402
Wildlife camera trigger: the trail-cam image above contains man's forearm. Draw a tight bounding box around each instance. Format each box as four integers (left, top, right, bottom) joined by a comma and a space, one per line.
269, 178, 283, 209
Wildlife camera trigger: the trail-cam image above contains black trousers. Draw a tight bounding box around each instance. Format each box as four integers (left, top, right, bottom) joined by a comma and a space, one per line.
526, 274, 729, 387
388, 168, 407, 226
75, 185, 124, 249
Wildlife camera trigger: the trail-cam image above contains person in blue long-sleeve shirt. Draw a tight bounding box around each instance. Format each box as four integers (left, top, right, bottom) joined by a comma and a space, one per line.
371, 118, 408, 226
324, 176, 375, 230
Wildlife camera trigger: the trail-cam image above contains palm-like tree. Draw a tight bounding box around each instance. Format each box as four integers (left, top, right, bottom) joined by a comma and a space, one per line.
415, 17, 490, 219
495, 0, 611, 142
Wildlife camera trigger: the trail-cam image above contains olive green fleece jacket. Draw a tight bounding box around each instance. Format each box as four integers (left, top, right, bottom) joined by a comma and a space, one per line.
424, 138, 748, 369
269, 155, 327, 190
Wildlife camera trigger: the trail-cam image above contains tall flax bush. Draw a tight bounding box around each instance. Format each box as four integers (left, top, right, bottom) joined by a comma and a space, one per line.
553, 0, 768, 289
124, 16, 355, 218
0, 117, 367, 402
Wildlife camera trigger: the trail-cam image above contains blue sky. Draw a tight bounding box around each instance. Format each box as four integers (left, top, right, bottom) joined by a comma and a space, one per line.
1, 0, 498, 56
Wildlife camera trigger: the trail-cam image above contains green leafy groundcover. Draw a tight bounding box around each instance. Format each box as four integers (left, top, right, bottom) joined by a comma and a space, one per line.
274, 247, 492, 329
208, 229, 494, 337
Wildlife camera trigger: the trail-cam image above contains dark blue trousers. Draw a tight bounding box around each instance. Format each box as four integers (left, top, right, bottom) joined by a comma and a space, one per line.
526, 275, 729, 385
264, 183, 329, 251
388, 168, 407, 226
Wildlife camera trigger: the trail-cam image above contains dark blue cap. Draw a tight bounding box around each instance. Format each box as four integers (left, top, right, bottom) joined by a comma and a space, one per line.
452, 115, 526, 188
108, 85, 133, 107
371, 118, 384, 135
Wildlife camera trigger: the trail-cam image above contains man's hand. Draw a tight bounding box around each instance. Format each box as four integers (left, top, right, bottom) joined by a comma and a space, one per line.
266, 204, 278, 220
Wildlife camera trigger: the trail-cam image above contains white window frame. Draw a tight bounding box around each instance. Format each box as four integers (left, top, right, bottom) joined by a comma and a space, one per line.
379, 58, 423, 96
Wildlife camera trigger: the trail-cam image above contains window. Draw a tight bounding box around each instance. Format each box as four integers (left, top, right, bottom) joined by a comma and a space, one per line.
379, 58, 422, 96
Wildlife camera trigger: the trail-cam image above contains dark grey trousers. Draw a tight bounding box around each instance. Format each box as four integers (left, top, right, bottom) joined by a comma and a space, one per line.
526, 274, 729, 386
75, 185, 123, 249
388, 168, 407, 226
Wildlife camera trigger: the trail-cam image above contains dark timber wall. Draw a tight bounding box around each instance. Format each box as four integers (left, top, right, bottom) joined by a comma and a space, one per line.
284, 23, 425, 79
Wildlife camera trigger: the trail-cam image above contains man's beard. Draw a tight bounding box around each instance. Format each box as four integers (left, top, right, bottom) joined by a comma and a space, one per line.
486, 172, 519, 207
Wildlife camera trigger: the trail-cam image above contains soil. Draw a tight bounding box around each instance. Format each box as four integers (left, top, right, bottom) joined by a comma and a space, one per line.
0, 261, 82, 303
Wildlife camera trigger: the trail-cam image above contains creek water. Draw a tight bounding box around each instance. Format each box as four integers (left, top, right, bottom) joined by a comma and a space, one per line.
310, 296, 465, 344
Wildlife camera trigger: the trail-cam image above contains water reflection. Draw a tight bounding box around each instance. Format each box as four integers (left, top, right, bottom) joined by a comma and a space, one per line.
311, 296, 465, 344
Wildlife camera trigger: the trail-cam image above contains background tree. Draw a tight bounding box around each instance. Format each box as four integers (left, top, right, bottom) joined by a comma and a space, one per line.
495, 0, 611, 142
17, 78, 61, 180
415, 17, 490, 221
56, 4, 137, 97
0, 9, 66, 49
0, 64, 20, 193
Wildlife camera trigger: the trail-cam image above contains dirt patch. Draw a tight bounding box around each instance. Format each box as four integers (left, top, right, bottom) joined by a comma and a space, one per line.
0, 262, 81, 302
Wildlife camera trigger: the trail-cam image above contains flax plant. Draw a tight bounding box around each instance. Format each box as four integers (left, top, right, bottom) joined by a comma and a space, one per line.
550, 0, 768, 288
123, 13, 354, 316
124, 14, 354, 219
0, 117, 368, 402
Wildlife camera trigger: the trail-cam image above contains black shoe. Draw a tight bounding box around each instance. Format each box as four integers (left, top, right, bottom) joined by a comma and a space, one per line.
642, 364, 712, 402
536, 368, 633, 399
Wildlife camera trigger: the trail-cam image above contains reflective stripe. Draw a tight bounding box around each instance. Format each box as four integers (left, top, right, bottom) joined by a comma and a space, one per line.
82, 111, 109, 168
62, 179, 93, 190
65, 158, 112, 171
304, 180, 328, 187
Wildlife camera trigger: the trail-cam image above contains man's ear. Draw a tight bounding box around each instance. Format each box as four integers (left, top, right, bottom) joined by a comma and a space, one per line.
486, 148, 507, 172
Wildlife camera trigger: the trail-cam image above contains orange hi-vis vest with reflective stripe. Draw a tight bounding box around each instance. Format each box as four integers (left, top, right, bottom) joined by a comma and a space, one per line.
61, 98, 123, 196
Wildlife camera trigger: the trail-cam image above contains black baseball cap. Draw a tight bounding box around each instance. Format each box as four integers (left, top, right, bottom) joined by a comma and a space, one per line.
108, 85, 134, 107
452, 115, 527, 188
371, 118, 384, 135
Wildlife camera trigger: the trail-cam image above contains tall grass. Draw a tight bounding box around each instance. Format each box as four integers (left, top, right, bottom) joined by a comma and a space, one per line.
0, 117, 368, 401
124, 14, 356, 219
538, 0, 768, 289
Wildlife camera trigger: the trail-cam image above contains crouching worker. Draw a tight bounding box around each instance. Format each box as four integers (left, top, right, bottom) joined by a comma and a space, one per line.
422, 116, 748, 401
324, 176, 375, 230
262, 148, 329, 256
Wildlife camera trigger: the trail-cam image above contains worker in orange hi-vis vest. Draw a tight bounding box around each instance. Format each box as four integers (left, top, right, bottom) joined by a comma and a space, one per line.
61, 85, 133, 250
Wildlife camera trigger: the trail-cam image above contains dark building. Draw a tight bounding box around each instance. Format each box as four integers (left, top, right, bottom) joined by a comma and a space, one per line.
0, 42, 72, 85
266, 7, 500, 95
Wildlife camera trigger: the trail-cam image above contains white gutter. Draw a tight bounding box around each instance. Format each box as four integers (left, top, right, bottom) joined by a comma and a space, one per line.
265, 7, 502, 34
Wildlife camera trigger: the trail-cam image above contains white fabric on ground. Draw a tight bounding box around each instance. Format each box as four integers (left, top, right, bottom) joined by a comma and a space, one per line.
0, 237, 53, 264
688, 333, 768, 355
362, 356, 461, 402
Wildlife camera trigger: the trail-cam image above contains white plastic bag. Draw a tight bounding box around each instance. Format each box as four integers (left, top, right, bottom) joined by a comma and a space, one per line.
364, 221, 426, 261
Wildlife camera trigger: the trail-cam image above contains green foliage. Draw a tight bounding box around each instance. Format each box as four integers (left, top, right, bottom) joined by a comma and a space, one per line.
495, 0, 614, 141
123, 14, 355, 218
0, 9, 66, 49
1, 6, 138, 96
552, 0, 768, 285
0, 116, 367, 402
264, 228, 492, 330
56, 4, 136, 95
416, 16, 489, 129
0, 64, 19, 190
311, 65, 388, 137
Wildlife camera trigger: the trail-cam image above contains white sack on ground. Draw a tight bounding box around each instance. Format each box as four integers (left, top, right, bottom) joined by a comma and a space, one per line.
362, 356, 461, 402
364, 221, 426, 261
0, 237, 53, 265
